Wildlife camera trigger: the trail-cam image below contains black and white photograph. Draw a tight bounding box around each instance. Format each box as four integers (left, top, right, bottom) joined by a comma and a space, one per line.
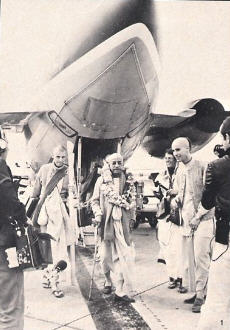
0, 1, 230, 329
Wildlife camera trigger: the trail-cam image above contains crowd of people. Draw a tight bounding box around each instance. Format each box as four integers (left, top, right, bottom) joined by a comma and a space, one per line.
89, 118, 230, 329
151, 118, 230, 329
1, 117, 230, 329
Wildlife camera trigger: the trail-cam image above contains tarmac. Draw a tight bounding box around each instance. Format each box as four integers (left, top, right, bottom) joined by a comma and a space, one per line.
24, 224, 200, 330
24, 269, 96, 330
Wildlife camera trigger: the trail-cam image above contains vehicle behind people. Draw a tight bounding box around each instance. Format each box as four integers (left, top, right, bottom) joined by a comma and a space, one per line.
135, 173, 159, 228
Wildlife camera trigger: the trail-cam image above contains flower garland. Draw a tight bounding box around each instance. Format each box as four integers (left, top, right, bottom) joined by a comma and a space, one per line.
101, 164, 136, 210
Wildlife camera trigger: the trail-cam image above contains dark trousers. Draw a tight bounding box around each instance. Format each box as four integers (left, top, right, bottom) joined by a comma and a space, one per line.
0, 249, 24, 330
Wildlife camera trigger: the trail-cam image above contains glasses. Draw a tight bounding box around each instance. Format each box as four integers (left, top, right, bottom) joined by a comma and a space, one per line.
112, 161, 122, 165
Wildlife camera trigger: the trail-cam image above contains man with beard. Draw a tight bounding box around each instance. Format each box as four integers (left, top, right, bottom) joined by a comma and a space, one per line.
171, 137, 214, 313
198, 117, 230, 329
91, 153, 136, 303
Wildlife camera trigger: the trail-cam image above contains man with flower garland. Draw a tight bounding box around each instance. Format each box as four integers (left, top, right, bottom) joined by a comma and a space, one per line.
91, 153, 136, 303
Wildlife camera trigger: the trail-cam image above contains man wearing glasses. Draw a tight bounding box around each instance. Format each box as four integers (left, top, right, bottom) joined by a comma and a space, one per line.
91, 153, 136, 303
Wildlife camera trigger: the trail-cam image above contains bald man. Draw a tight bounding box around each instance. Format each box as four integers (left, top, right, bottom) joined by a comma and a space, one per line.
171, 137, 215, 313
91, 153, 136, 303
31, 145, 75, 298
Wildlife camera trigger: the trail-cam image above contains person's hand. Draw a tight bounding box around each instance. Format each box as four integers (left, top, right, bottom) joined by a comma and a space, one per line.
92, 215, 102, 226
189, 216, 200, 232
26, 217, 33, 226
166, 189, 178, 197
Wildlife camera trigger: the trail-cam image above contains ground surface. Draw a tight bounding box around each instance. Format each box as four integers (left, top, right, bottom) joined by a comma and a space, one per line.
24, 224, 200, 329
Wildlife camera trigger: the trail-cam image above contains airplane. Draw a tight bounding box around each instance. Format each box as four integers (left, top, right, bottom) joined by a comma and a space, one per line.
143, 98, 229, 158
0, 0, 230, 225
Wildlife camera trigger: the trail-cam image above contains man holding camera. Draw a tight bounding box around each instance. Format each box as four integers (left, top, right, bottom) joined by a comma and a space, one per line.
198, 117, 230, 329
154, 149, 180, 285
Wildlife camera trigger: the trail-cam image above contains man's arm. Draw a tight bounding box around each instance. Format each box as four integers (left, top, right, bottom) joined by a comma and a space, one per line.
0, 161, 27, 227
195, 163, 214, 215
91, 177, 103, 224
190, 162, 216, 230
1, 181, 27, 222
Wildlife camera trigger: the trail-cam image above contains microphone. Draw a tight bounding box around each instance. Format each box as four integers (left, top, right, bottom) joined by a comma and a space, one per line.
54, 260, 67, 272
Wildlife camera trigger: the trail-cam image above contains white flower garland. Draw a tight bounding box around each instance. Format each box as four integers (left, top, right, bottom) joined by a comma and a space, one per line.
101, 164, 136, 210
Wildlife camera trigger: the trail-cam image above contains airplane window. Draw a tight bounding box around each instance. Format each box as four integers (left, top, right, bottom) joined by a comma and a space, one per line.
48, 111, 78, 137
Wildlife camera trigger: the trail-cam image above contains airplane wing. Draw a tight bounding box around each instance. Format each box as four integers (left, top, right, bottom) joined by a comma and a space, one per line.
142, 98, 230, 158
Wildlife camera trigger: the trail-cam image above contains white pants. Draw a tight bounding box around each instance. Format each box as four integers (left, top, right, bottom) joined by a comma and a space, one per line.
157, 219, 171, 262
198, 241, 230, 330
99, 220, 135, 296
182, 219, 214, 293
194, 219, 214, 297
164, 223, 183, 280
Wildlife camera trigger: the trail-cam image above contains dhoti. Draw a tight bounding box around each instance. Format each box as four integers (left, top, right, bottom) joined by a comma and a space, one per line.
99, 219, 135, 296
157, 219, 171, 262
164, 223, 183, 280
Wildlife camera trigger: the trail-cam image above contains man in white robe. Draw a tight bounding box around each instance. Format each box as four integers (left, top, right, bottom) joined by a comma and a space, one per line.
91, 153, 136, 303
171, 137, 215, 313
31, 145, 75, 298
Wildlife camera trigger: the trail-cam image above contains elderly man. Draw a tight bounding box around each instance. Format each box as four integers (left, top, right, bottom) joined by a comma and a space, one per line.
171, 137, 214, 313
198, 117, 230, 329
91, 153, 136, 303
0, 130, 27, 329
32, 145, 75, 298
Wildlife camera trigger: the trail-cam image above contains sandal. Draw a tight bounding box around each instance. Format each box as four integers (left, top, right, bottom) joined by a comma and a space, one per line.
178, 286, 188, 294
168, 281, 177, 289
52, 289, 64, 298
42, 282, 51, 289
103, 281, 112, 294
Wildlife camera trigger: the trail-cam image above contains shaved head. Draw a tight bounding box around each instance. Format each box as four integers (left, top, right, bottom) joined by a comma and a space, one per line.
172, 137, 192, 164
172, 137, 190, 150
52, 145, 67, 168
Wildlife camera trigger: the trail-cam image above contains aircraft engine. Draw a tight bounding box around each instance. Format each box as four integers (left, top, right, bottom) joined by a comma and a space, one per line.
142, 98, 229, 158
